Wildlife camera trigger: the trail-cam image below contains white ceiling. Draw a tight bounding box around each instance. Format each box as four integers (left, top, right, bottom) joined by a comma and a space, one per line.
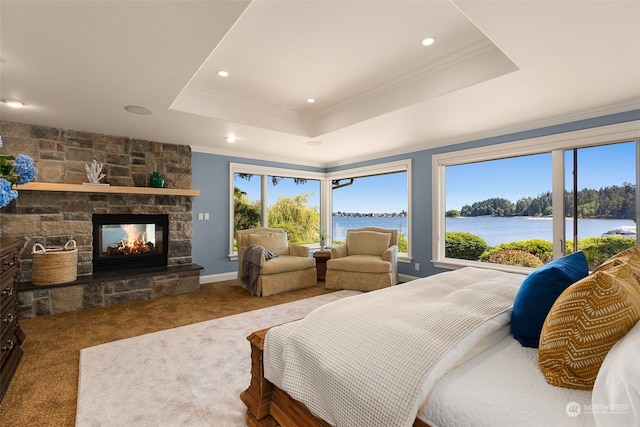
1, 0, 639, 168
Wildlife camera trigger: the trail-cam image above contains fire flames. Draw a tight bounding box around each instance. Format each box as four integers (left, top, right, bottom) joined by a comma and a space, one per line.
106, 224, 155, 256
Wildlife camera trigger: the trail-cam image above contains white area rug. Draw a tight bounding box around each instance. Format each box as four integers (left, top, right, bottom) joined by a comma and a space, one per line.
76, 290, 360, 427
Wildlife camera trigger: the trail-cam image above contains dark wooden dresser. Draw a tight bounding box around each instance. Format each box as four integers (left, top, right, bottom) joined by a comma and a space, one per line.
0, 237, 25, 403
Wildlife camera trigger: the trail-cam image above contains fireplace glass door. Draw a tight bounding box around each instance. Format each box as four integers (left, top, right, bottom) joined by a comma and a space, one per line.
92, 214, 169, 272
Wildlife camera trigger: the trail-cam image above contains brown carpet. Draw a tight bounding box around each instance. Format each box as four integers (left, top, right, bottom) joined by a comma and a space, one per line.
0, 281, 333, 427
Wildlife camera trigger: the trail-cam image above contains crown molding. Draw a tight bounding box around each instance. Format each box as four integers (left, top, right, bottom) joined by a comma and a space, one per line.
183, 85, 308, 122
189, 144, 326, 169
310, 39, 504, 122
193, 102, 639, 169
324, 101, 640, 168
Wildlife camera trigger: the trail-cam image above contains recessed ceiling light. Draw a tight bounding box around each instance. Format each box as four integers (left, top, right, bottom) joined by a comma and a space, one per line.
124, 105, 152, 115
421, 37, 436, 46
217, 70, 229, 77
306, 140, 322, 146
225, 136, 237, 143
1, 99, 27, 108
306, 98, 315, 103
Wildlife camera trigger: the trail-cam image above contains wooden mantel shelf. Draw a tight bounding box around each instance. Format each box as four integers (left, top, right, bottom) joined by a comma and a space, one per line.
17, 182, 200, 197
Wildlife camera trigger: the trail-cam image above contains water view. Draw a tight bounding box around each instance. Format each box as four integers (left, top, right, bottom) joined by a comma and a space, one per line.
448, 217, 637, 246
333, 216, 408, 242
332, 216, 636, 246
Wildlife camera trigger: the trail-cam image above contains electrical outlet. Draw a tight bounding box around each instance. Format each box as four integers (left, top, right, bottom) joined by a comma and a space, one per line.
204, 213, 210, 221
415, 262, 420, 271
198, 213, 204, 221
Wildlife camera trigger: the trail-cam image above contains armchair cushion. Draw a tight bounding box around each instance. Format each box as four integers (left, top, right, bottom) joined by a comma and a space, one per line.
259, 255, 316, 275
327, 254, 392, 274
347, 231, 391, 256
248, 232, 289, 255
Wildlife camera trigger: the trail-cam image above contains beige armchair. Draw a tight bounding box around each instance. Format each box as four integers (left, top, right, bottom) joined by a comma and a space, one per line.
236, 227, 316, 297
325, 227, 398, 291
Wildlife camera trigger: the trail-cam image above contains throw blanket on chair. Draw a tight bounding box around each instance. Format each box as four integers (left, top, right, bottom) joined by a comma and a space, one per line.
268, 267, 523, 427
241, 245, 278, 295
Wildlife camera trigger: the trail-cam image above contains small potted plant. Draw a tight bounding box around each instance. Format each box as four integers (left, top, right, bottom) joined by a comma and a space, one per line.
318, 228, 327, 251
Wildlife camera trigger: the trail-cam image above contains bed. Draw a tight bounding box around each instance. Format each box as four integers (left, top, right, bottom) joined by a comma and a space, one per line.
240, 258, 640, 427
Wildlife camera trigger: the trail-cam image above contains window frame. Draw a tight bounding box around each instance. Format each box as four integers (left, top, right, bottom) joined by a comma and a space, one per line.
326, 159, 412, 263
432, 121, 640, 272
230, 159, 412, 262
229, 163, 326, 258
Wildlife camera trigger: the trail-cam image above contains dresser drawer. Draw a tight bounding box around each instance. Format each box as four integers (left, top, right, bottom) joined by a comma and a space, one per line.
0, 274, 16, 312
0, 325, 20, 368
0, 294, 18, 339
0, 337, 23, 401
0, 249, 17, 277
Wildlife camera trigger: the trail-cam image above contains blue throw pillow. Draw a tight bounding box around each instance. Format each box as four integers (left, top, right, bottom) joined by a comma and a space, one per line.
511, 251, 589, 347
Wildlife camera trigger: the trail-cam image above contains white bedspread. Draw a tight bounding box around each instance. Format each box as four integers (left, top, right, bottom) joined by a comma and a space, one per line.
265, 267, 524, 427
420, 333, 594, 427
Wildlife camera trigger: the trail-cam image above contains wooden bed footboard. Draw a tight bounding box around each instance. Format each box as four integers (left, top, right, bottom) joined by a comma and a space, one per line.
240, 326, 329, 427
239, 328, 275, 427
240, 326, 430, 427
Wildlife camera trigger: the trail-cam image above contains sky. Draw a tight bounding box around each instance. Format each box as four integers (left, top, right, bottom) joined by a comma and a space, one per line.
236, 171, 407, 213
446, 141, 636, 211
236, 141, 636, 214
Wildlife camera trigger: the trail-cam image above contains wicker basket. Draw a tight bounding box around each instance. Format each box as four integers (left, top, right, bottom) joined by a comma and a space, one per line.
31, 240, 78, 285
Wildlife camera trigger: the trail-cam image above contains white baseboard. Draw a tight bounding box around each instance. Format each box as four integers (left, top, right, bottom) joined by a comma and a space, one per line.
200, 272, 237, 285
399, 273, 420, 283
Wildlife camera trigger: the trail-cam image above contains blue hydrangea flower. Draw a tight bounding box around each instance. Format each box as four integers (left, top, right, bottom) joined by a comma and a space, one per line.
0, 178, 18, 208
13, 153, 36, 184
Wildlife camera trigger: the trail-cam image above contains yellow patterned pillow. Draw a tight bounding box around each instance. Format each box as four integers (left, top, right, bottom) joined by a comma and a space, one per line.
539, 264, 640, 390
592, 245, 640, 274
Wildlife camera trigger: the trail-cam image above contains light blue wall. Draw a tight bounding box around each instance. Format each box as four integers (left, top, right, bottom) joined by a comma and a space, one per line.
191, 154, 323, 277
192, 109, 640, 278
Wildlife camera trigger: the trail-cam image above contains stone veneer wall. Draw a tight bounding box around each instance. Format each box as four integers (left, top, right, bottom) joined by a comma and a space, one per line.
0, 121, 199, 318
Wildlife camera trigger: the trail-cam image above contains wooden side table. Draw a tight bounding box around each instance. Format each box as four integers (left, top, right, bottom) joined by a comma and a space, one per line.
313, 251, 331, 281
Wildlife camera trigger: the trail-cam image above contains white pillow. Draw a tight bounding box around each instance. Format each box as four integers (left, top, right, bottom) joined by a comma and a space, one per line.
592, 319, 640, 426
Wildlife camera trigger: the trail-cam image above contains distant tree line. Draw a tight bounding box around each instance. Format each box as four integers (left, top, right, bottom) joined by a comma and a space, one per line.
453, 183, 636, 219
333, 211, 407, 217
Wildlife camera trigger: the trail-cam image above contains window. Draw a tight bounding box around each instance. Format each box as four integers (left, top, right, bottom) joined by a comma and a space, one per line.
328, 160, 411, 257
564, 141, 637, 269
231, 160, 412, 260
230, 164, 325, 255
233, 172, 262, 232
433, 122, 639, 272
267, 175, 321, 244
444, 154, 552, 266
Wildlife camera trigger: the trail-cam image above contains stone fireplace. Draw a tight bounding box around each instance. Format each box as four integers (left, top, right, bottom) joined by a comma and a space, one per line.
0, 120, 201, 318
